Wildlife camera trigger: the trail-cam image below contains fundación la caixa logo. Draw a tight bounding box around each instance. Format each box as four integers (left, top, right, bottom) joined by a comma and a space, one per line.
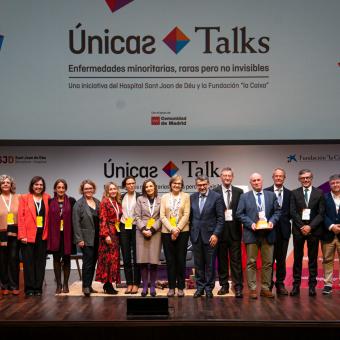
105, 0, 134, 13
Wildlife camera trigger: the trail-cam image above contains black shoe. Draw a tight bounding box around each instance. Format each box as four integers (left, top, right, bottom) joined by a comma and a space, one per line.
235, 289, 243, 298
276, 285, 289, 296
290, 286, 300, 296
83, 287, 91, 297
309, 287, 316, 297
141, 289, 148, 297
25, 291, 34, 297
217, 285, 229, 295
193, 290, 204, 298
206, 291, 213, 298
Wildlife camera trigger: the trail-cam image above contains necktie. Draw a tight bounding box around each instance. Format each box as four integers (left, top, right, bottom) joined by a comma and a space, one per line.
304, 188, 309, 206
226, 189, 231, 208
257, 192, 262, 211
277, 189, 282, 207
199, 194, 206, 213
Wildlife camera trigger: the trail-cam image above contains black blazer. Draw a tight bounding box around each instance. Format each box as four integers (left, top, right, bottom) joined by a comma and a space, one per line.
264, 185, 292, 240
321, 192, 340, 243
213, 185, 243, 241
189, 190, 224, 245
290, 186, 325, 238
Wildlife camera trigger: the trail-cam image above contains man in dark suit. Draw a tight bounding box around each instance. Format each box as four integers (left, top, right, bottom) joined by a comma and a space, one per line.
213, 167, 244, 298
190, 175, 224, 298
236, 173, 281, 299
320, 174, 340, 295
264, 168, 291, 295
290, 169, 325, 297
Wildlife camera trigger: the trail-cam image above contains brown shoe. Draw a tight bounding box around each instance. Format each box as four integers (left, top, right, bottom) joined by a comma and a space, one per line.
249, 290, 257, 299
131, 285, 139, 294
260, 289, 275, 298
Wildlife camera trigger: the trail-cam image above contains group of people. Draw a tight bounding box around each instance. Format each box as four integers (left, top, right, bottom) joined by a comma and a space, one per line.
0, 168, 338, 299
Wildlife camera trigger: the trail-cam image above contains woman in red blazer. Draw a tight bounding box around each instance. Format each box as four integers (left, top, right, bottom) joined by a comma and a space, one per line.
18, 176, 50, 296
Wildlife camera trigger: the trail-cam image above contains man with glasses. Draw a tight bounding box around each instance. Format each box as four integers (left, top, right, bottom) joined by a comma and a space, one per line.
290, 169, 325, 297
190, 175, 224, 298
236, 173, 281, 299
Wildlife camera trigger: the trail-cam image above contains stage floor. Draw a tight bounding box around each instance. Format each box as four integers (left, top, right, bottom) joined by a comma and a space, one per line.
1, 270, 339, 339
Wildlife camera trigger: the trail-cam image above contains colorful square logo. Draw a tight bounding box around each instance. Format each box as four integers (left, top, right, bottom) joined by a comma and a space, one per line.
105, 0, 134, 13
162, 161, 179, 177
163, 27, 190, 54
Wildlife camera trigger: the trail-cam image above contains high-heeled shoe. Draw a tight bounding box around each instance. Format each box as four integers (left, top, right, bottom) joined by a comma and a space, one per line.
150, 287, 156, 297
131, 285, 139, 294
103, 282, 118, 295
125, 285, 133, 294
141, 289, 148, 297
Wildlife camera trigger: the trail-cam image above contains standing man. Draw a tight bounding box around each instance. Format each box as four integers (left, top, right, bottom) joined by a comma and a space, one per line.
190, 175, 224, 298
290, 169, 325, 297
236, 173, 281, 299
265, 168, 291, 295
214, 167, 244, 298
320, 174, 340, 295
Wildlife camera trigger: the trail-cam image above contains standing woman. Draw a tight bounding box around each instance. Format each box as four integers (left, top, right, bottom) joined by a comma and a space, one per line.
135, 179, 161, 297
73, 179, 100, 297
160, 175, 190, 297
48, 179, 76, 294
120, 176, 141, 294
95, 182, 122, 294
0, 175, 21, 295
18, 176, 50, 296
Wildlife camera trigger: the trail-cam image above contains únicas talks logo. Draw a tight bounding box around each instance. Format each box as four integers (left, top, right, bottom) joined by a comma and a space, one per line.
163, 27, 190, 54
105, 0, 134, 13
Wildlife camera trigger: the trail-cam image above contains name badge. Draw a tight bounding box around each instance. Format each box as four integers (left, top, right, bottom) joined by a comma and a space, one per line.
115, 221, 120, 232
60, 219, 64, 231
125, 217, 133, 230
36, 216, 43, 228
225, 209, 233, 221
7, 213, 14, 225
170, 216, 177, 228
302, 209, 311, 221
258, 211, 267, 221
146, 218, 155, 229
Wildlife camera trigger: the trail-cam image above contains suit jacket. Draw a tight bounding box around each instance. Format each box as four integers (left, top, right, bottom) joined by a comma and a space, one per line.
213, 185, 243, 241
160, 192, 190, 233
72, 196, 100, 247
264, 185, 292, 240
18, 193, 50, 243
236, 190, 281, 245
290, 186, 325, 238
320, 192, 340, 243
189, 190, 224, 244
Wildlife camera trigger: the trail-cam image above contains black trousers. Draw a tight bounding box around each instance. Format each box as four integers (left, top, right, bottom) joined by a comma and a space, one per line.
21, 231, 47, 293
217, 238, 243, 290
0, 236, 20, 290
292, 234, 319, 288
272, 232, 289, 287
192, 235, 217, 293
120, 224, 140, 285
162, 231, 189, 289
81, 240, 98, 289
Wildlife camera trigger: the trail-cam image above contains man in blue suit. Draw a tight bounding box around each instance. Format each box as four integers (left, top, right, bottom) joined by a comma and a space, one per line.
264, 168, 291, 295
320, 174, 340, 295
236, 173, 281, 299
190, 175, 224, 298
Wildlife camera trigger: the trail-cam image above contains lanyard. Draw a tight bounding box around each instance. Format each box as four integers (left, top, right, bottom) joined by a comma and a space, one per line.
1, 194, 12, 212
34, 197, 42, 215
170, 193, 181, 217
125, 193, 136, 217
147, 199, 155, 217
109, 198, 120, 218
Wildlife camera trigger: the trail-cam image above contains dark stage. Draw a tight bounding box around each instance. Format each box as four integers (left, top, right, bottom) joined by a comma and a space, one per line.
0, 270, 339, 340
